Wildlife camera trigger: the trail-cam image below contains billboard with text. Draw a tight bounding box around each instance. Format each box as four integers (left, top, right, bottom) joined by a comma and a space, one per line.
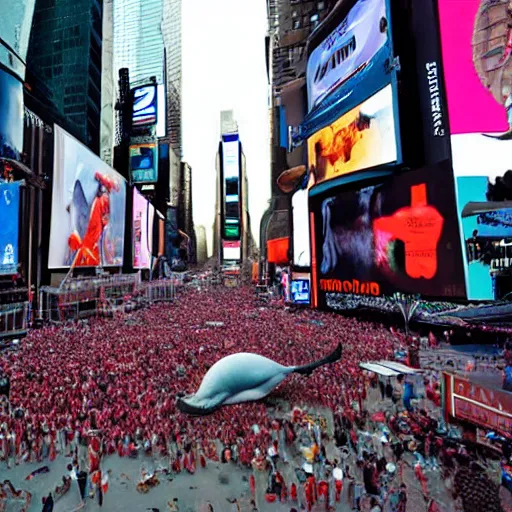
312, 160, 466, 307
49, 126, 126, 269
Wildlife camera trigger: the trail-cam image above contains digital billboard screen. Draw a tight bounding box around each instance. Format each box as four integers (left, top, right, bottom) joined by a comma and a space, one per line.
0, 181, 20, 275
292, 188, 311, 267
131, 84, 158, 127
129, 143, 158, 184
306, 0, 388, 111
291, 279, 311, 304
49, 126, 126, 269
307, 85, 397, 187
222, 139, 241, 240
438, 0, 512, 299
133, 187, 155, 269
0, 69, 24, 161
312, 160, 466, 306
223, 240, 241, 262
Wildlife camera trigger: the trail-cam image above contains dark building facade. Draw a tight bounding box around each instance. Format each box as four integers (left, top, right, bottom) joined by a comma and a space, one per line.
26, 0, 103, 154
262, 0, 336, 259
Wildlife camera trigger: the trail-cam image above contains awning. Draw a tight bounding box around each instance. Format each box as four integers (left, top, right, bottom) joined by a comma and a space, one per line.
360, 362, 400, 377
267, 237, 289, 265
376, 361, 422, 375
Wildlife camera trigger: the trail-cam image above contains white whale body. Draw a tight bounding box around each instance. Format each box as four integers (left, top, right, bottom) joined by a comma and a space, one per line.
177, 343, 342, 415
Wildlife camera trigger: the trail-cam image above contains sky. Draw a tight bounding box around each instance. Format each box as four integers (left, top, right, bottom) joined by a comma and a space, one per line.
182, 0, 271, 256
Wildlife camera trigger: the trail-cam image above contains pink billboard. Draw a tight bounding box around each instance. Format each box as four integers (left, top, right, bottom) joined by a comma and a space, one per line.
438, 0, 511, 135
132, 188, 154, 269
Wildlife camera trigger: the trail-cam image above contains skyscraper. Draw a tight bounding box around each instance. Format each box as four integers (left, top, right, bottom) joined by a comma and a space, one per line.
26, 0, 103, 154
112, 0, 165, 85
162, 0, 182, 157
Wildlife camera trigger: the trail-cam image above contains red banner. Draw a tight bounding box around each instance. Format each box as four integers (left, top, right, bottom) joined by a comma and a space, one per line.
451, 376, 512, 438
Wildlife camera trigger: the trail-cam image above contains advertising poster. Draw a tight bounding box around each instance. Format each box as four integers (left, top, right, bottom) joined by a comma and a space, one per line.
438, 0, 512, 299
0, 181, 20, 275
291, 279, 311, 304
129, 143, 158, 183
313, 160, 466, 306
132, 187, 155, 269
292, 188, 311, 267
131, 84, 158, 127
307, 0, 388, 111
0, 69, 24, 161
307, 85, 397, 187
49, 126, 126, 269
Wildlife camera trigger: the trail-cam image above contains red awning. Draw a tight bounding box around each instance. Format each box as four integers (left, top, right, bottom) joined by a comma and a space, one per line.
267, 237, 289, 265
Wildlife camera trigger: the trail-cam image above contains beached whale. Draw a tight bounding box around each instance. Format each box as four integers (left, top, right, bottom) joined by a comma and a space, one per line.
177, 343, 342, 415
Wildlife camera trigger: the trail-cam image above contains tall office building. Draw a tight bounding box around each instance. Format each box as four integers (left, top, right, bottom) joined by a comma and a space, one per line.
27, 0, 103, 154
261, 0, 336, 249
214, 111, 252, 266
162, 0, 182, 157
113, 0, 165, 85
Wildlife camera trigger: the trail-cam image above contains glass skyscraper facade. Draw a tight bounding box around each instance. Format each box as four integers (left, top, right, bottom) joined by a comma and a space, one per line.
27, 0, 103, 154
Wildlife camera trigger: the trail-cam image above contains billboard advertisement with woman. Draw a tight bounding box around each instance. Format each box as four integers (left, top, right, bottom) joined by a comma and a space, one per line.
49, 126, 126, 269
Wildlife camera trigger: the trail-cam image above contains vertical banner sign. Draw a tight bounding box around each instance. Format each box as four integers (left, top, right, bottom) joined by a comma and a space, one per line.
0, 181, 21, 275
438, 0, 512, 300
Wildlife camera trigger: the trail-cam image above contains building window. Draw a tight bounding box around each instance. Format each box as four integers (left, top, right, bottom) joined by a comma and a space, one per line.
310, 14, 319, 23
318, 1, 325, 10
292, 10, 298, 18
293, 19, 301, 30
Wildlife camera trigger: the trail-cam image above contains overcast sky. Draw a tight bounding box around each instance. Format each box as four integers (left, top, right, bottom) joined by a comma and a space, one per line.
182, 0, 271, 256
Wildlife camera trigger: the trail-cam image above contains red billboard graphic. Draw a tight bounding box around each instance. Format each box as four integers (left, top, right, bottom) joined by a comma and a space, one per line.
448, 374, 512, 438
312, 160, 466, 306
438, 0, 511, 135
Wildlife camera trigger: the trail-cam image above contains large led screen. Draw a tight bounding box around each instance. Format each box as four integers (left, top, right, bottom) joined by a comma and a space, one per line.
133, 187, 155, 269
223, 240, 241, 262
49, 126, 126, 269
129, 143, 158, 183
0, 69, 24, 160
222, 139, 241, 240
453, 135, 512, 299
132, 85, 158, 127
438, 0, 512, 299
313, 160, 466, 306
0, 181, 20, 275
307, 85, 397, 187
307, 0, 388, 111
292, 188, 311, 267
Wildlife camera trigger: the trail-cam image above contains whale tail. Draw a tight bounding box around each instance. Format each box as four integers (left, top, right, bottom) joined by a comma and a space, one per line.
293, 343, 342, 376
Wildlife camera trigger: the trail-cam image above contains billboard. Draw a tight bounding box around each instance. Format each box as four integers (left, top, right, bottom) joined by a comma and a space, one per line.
132, 187, 155, 269
306, 0, 388, 111
438, 0, 512, 299
0, 181, 20, 275
223, 240, 241, 262
131, 84, 158, 127
0, 0, 35, 79
307, 85, 398, 187
312, 160, 466, 306
129, 143, 158, 183
291, 279, 311, 304
0, 69, 24, 161
49, 126, 126, 269
222, 139, 241, 240
292, 188, 311, 267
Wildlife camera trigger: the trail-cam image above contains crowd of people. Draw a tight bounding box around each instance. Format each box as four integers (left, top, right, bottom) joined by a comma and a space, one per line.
0, 284, 509, 511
